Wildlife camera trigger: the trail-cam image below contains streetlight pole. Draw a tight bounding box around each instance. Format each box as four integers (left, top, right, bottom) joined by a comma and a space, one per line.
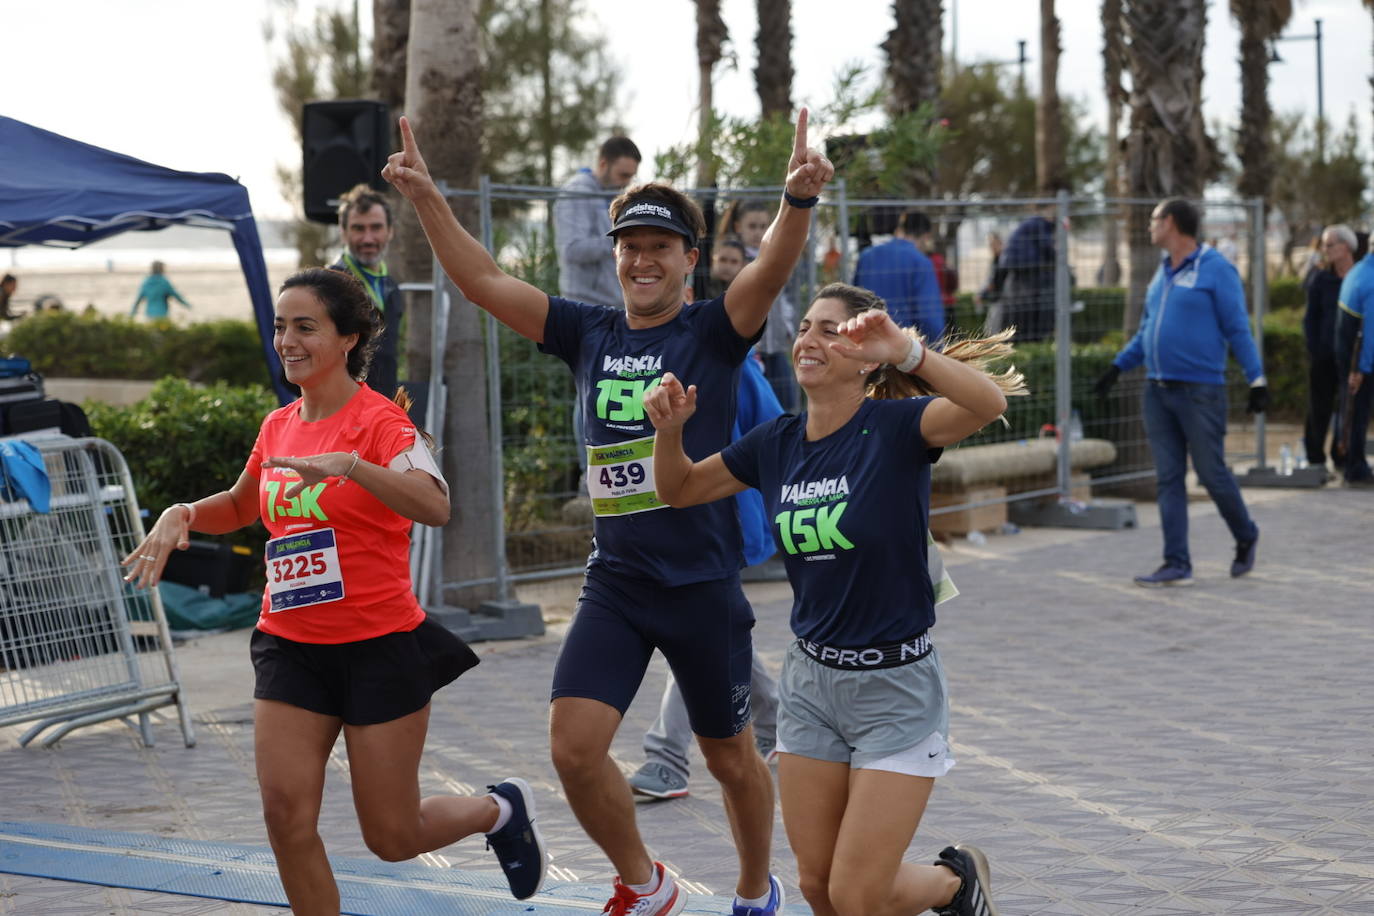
1271, 18, 1324, 160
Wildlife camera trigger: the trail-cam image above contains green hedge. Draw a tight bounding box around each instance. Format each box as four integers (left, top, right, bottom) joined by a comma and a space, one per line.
85, 378, 276, 569
2, 312, 270, 387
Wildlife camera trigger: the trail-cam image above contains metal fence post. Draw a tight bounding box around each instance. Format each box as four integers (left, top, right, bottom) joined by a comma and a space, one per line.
422, 181, 452, 609
1249, 196, 1268, 469
834, 178, 850, 281
1054, 189, 1073, 499
478, 174, 511, 602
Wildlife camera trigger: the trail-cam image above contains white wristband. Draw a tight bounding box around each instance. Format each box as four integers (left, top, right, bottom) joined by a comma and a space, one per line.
895, 337, 927, 374
173, 502, 197, 528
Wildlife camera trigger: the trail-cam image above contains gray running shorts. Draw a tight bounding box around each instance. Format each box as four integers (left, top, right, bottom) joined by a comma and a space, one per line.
775, 640, 951, 773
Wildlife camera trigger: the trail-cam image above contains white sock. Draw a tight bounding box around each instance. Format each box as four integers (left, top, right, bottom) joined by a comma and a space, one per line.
735, 888, 772, 908
486, 793, 513, 834
627, 864, 662, 895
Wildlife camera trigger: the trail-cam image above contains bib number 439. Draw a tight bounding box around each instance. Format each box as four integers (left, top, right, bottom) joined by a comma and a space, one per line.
598, 462, 646, 489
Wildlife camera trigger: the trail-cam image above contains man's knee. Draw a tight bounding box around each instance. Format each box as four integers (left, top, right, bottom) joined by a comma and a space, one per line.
700, 732, 763, 785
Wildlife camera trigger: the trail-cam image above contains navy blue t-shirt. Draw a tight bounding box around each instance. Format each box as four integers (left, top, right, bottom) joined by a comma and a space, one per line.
540, 294, 759, 586
721, 397, 939, 646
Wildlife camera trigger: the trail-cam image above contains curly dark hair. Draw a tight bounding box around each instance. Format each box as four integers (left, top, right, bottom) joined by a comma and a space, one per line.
279, 268, 383, 381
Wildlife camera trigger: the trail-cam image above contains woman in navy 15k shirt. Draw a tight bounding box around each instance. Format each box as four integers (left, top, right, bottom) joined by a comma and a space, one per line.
645, 283, 1025, 916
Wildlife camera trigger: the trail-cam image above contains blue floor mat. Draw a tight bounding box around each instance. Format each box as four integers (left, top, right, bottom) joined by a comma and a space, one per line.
0, 820, 746, 914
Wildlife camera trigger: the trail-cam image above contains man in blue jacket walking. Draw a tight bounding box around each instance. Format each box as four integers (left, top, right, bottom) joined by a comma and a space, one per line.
853, 210, 945, 341
1095, 198, 1268, 587
1335, 248, 1374, 485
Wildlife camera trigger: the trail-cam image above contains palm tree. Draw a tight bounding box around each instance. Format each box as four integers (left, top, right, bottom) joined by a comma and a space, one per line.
397, 0, 499, 604
1120, 0, 1215, 333
696, 0, 729, 188
754, 0, 793, 120
882, 0, 943, 194
371, 0, 410, 150
1099, 0, 1126, 285
1037, 0, 1066, 193
882, 0, 942, 116
1230, 0, 1292, 223
1365, 1, 1374, 153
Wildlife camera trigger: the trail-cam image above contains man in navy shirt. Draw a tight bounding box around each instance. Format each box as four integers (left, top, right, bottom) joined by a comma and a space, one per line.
386, 111, 833, 916
331, 185, 404, 398
1096, 198, 1268, 587
854, 210, 945, 340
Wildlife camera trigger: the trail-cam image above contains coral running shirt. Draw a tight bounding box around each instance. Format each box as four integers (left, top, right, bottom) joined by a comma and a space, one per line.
247, 385, 429, 644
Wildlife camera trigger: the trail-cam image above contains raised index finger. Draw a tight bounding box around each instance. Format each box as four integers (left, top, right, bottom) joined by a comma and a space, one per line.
399, 116, 417, 157
792, 107, 809, 161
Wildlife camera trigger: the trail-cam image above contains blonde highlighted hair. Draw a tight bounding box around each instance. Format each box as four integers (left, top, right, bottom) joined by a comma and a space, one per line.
808, 283, 1028, 401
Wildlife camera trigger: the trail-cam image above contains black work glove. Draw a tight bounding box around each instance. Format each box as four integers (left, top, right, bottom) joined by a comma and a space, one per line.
1247, 384, 1269, 414
1093, 365, 1121, 398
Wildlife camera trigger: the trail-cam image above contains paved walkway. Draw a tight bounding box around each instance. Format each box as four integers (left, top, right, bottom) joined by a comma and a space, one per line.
2, 484, 1373, 914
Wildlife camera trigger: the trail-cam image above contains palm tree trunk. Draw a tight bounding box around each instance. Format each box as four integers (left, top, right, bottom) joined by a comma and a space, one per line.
883, 0, 943, 117
697, 0, 728, 188
882, 0, 943, 195
1121, 0, 1213, 335
1100, 0, 1124, 286
1036, 0, 1066, 193
754, 0, 794, 119
371, 0, 409, 150
397, 0, 497, 605
1231, 0, 1290, 236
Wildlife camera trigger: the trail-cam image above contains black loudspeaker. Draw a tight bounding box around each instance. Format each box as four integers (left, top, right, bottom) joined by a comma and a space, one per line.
302, 99, 391, 224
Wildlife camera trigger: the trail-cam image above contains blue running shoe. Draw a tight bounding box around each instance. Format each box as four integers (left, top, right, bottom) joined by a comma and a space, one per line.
1133, 564, 1193, 588
485, 777, 547, 900
934, 844, 999, 916
1230, 535, 1258, 578
732, 874, 784, 915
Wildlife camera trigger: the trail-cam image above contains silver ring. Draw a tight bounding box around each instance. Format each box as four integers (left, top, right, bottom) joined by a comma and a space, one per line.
140, 555, 157, 561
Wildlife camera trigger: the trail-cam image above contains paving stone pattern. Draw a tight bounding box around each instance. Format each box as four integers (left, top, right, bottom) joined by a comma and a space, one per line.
2, 487, 1373, 913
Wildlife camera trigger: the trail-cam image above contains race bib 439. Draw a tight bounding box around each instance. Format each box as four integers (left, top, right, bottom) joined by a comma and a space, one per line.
587, 435, 664, 517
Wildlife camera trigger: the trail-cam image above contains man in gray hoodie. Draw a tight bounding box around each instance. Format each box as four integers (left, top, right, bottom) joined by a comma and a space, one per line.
554, 136, 641, 307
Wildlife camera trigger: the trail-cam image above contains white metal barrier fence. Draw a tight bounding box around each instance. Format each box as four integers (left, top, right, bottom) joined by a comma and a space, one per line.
0, 435, 195, 748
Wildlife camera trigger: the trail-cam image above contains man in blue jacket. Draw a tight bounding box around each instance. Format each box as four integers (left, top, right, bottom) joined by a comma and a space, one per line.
1094, 198, 1268, 586
1335, 249, 1374, 485
853, 210, 945, 341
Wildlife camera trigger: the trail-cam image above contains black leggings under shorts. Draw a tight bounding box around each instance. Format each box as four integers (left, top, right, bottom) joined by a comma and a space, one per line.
551, 566, 756, 739
250, 615, 479, 725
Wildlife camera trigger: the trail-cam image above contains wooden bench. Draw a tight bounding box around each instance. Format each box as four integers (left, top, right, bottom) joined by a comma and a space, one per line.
930, 437, 1118, 536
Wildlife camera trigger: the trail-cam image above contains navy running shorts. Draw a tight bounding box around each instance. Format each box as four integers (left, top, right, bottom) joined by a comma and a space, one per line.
551, 566, 756, 739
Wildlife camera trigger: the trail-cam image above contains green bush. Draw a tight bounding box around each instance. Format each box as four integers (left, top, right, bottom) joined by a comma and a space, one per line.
85, 378, 277, 567
1259, 307, 1307, 419
1268, 276, 1305, 311
2, 312, 270, 387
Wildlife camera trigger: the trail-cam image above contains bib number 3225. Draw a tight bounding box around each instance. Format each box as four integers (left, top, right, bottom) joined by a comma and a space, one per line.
264, 527, 345, 612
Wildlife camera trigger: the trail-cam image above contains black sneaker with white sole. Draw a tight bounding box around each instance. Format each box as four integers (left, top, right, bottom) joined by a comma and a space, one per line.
485, 777, 547, 900
933, 844, 999, 916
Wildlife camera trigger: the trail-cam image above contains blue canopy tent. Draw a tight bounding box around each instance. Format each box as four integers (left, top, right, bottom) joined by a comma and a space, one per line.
0, 116, 290, 403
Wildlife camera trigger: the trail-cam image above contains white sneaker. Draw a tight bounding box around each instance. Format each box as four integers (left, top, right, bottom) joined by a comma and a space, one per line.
603, 861, 687, 915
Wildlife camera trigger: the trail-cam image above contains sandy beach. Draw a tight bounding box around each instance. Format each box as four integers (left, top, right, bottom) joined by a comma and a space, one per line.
6, 261, 298, 326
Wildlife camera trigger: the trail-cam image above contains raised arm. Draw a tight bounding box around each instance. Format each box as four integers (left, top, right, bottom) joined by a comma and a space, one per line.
724, 108, 834, 338
830, 311, 1008, 448
383, 116, 549, 342
260, 450, 449, 528
643, 372, 748, 507
121, 469, 262, 588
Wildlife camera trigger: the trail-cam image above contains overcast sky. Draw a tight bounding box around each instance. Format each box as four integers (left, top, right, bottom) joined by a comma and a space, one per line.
3, 0, 1367, 221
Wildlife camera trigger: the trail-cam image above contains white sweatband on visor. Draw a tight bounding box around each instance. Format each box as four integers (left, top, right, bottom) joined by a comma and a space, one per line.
895, 337, 927, 374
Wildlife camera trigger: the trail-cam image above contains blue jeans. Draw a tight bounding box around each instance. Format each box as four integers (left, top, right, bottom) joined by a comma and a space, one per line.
1143, 381, 1258, 570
